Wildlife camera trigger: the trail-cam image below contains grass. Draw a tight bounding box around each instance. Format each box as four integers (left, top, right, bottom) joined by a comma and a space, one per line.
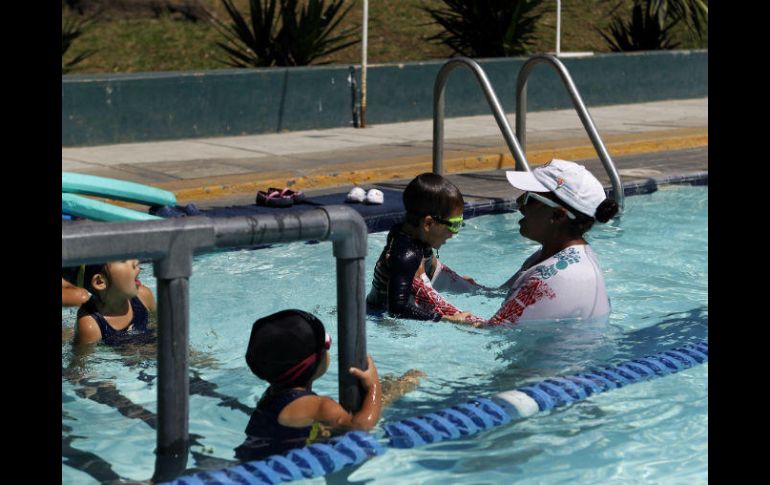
63, 0, 707, 75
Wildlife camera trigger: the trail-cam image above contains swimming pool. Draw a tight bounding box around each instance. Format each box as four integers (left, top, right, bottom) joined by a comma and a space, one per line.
62, 184, 707, 484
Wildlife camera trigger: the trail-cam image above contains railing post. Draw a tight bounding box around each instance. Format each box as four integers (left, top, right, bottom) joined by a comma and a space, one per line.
149, 220, 214, 483
515, 54, 624, 212
323, 206, 368, 412
432, 57, 530, 175
151, 245, 194, 482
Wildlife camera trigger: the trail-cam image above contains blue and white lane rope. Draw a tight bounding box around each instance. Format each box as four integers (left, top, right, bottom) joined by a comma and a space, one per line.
165, 340, 707, 484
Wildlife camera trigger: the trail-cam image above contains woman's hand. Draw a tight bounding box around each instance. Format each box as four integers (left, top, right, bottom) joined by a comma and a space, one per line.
442, 311, 472, 323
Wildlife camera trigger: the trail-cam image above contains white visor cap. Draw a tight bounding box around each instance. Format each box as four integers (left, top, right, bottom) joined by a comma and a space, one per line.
505, 159, 607, 218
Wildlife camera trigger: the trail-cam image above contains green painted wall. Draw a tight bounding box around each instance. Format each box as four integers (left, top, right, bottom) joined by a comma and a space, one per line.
62, 50, 707, 146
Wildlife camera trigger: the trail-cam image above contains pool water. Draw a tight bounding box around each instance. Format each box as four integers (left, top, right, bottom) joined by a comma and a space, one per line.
62, 185, 707, 484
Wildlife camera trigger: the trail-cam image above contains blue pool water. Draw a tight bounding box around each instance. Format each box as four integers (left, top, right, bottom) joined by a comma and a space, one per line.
62, 185, 708, 484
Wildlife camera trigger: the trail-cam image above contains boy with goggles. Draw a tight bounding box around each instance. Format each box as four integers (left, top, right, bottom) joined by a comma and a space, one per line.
367, 173, 486, 324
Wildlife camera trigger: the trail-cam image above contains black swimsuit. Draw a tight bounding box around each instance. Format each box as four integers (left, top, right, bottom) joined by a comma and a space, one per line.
234, 388, 318, 461
366, 224, 441, 321
82, 296, 152, 346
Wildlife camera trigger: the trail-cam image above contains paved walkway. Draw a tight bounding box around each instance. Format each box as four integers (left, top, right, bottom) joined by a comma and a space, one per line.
61, 97, 707, 209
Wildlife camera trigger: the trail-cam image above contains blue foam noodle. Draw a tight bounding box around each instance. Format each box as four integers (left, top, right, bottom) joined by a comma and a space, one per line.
518, 385, 556, 410
287, 447, 327, 477
592, 369, 631, 386
225, 466, 265, 485
574, 372, 615, 392
440, 408, 481, 434
455, 403, 495, 429
174, 477, 205, 485
621, 362, 655, 379
677, 347, 707, 363
307, 444, 353, 473
242, 462, 281, 485
693, 342, 708, 355
563, 375, 601, 395
631, 358, 669, 376
653, 355, 683, 371
265, 455, 304, 481
384, 422, 426, 448
404, 417, 443, 443
423, 412, 462, 439
535, 382, 576, 406
664, 351, 697, 367
477, 398, 512, 424
331, 435, 367, 463
611, 365, 642, 381
547, 378, 588, 400
346, 431, 385, 457
201, 471, 236, 484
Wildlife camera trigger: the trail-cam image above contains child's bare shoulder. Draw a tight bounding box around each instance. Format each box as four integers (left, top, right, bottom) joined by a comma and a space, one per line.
76, 313, 102, 344
277, 394, 331, 427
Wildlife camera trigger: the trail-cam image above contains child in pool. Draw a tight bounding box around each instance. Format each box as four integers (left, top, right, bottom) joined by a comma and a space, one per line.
366, 173, 486, 324
235, 309, 423, 461
75, 259, 156, 346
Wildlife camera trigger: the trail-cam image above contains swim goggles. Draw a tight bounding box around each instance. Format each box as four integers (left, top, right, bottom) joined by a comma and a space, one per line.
522, 192, 576, 220
432, 215, 464, 234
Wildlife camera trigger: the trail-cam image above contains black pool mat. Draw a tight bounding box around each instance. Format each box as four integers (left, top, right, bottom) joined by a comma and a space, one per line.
196, 188, 408, 233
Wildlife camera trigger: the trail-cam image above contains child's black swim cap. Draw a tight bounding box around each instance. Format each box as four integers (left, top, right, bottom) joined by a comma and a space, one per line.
245, 309, 327, 387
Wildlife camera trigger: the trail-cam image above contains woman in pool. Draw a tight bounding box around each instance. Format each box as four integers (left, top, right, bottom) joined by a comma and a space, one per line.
461, 159, 619, 326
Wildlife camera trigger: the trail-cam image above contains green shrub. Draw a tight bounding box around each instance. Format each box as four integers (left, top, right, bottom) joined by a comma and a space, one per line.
62, 6, 99, 73
422, 0, 548, 57
209, 0, 359, 67
599, 0, 707, 51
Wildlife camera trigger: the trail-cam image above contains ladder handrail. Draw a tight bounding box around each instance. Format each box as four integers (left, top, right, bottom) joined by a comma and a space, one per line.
516, 54, 624, 211
433, 57, 531, 174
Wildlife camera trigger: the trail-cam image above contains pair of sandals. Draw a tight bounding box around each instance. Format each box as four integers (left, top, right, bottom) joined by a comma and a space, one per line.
346, 187, 384, 205
256, 187, 306, 207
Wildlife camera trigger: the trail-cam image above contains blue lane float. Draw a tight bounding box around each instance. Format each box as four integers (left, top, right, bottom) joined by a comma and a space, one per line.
163, 340, 707, 484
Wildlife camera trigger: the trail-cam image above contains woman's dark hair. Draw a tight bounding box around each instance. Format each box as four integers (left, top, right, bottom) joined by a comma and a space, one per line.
564, 197, 619, 237
594, 198, 619, 223
403, 173, 464, 226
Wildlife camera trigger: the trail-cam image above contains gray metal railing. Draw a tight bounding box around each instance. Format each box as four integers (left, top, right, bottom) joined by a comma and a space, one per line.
62, 206, 368, 483
432, 57, 531, 175
516, 54, 624, 211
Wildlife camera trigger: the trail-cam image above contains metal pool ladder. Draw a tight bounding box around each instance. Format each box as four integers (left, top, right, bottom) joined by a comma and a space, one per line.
432, 54, 624, 212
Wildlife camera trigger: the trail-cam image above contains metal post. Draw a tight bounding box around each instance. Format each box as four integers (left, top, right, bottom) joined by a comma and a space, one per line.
556, 0, 561, 57
360, 0, 368, 128
349, 66, 360, 128
515, 54, 624, 212
151, 276, 190, 482
335, 257, 367, 411
432, 57, 530, 174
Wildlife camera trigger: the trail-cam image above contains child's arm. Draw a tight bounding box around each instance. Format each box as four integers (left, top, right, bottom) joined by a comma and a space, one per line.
412, 273, 486, 325
279, 355, 382, 431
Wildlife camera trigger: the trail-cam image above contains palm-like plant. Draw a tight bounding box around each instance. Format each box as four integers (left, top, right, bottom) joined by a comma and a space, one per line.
599, 0, 707, 51
210, 0, 359, 67
62, 7, 98, 74
422, 0, 548, 58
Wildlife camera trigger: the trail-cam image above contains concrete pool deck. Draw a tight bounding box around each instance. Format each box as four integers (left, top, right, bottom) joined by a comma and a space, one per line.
61, 97, 707, 210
